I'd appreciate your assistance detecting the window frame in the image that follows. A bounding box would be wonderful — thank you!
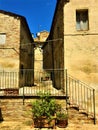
[0,33,6,45]
[76,9,89,31]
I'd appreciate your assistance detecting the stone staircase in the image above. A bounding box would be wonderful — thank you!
[68,107,94,124]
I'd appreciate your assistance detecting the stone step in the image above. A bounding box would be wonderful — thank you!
[68,107,94,124]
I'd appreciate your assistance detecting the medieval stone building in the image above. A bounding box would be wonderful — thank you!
[0,10,34,87]
[43,0,98,90]
[34,31,49,82]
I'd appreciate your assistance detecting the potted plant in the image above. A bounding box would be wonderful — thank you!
[56,110,68,128]
[45,73,50,80]
[31,91,58,128]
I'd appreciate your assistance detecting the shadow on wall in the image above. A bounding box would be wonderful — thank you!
[0,108,3,122]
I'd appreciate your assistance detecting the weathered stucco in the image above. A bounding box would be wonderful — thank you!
[64,0,98,88]
[43,0,98,90]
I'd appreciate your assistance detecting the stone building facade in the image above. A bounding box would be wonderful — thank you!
[43,0,98,90]
[34,31,49,81]
[0,10,34,87]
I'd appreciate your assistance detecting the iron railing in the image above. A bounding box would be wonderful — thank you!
[0,71,19,89]
[0,69,96,124]
[0,70,66,97]
[66,70,96,124]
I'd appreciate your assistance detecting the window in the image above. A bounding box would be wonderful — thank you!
[0,33,6,45]
[76,10,89,31]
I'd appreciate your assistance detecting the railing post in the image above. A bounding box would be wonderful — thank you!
[23,85,25,105]
[65,69,68,110]
[23,69,25,105]
[66,69,68,98]
[93,89,96,124]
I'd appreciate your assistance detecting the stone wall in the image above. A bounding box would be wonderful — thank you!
[43,0,64,71]
[34,31,49,81]
[20,20,34,70]
[43,0,65,89]
[64,0,98,89]
[0,98,66,122]
[43,0,98,90]
[0,13,20,71]
[0,99,32,121]
[0,11,34,87]
[34,31,49,71]
[0,12,34,72]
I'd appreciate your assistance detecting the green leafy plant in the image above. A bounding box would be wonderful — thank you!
[31,91,58,120]
[56,110,68,128]
[56,111,68,120]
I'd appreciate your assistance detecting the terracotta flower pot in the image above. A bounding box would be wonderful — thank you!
[57,119,68,128]
[34,116,56,128]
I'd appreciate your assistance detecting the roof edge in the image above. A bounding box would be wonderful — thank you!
[0,10,34,43]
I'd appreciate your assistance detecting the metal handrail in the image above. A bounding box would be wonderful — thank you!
[0,69,96,124]
[66,70,96,124]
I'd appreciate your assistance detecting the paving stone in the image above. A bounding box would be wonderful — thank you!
[0,99,98,130]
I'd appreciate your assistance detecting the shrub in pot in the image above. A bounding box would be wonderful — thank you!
[31,91,58,128]
[56,110,68,128]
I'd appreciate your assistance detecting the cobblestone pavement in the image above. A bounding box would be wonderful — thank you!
[0,107,98,130]
[0,99,98,130]
[0,120,98,130]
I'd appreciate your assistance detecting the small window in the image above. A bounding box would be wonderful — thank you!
[76,10,89,31]
[0,33,6,45]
